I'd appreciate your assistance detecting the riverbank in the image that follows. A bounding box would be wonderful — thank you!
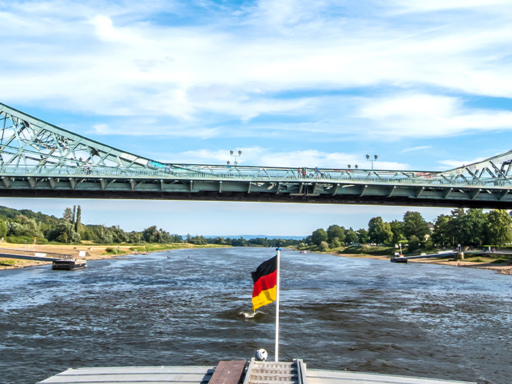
[0,243,230,270]
[323,251,512,275]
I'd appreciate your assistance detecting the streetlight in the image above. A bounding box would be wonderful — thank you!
[228,150,242,166]
[366,154,378,170]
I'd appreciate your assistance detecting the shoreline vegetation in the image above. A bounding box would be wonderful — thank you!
[297,246,512,276]
[1,204,512,276]
[294,208,512,276]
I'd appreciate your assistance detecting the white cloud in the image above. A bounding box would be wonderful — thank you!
[90,122,220,138]
[357,93,512,138]
[1,0,512,140]
[391,0,512,13]
[400,146,432,153]
[164,146,409,169]
[438,157,487,169]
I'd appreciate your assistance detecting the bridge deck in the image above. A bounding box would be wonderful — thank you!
[1,102,512,208]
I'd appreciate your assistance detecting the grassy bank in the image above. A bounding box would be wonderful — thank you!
[338,245,396,256]
[297,244,396,256]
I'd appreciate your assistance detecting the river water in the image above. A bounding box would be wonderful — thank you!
[0,248,511,384]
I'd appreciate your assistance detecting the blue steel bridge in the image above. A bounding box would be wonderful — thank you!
[1,102,512,208]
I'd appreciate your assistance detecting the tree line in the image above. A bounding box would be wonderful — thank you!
[0,205,304,247]
[308,209,512,251]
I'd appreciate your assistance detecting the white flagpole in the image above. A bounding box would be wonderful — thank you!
[275,248,281,362]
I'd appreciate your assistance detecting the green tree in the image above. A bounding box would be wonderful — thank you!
[75,205,82,233]
[311,228,328,245]
[431,214,452,246]
[57,231,69,243]
[143,226,159,243]
[357,228,369,244]
[345,228,358,243]
[486,209,512,247]
[403,211,430,240]
[330,237,342,248]
[368,217,383,243]
[63,207,73,222]
[460,209,487,246]
[53,221,80,243]
[93,225,114,243]
[72,205,76,225]
[129,231,141,243]
[327,225,345,243]
[368,217,393,244]
[319,241,329,251]
[389,220,405,244]
[408,235,420,252]
[190,235,208,245]
[0,220,7,238]
[449,208,466,246]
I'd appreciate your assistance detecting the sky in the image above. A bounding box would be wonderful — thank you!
[1,0,512,236]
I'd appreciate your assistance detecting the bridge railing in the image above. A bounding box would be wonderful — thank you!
[1,165,510,187]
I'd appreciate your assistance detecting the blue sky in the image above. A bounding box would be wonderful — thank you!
[1,0,512,236]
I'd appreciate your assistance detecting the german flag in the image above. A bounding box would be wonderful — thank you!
[251,256,277,311]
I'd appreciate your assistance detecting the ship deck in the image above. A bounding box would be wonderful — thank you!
[38,365,476,384]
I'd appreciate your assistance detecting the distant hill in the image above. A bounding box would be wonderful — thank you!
[0,205,60,225]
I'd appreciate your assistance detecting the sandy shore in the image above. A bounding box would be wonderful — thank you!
[0,243,221,270]
[335,252,512,275]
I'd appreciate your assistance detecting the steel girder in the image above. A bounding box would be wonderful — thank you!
[1,102,512,208]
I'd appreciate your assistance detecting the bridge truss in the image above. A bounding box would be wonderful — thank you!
[1,102,512,208]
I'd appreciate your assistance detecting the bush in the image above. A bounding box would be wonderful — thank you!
[5,236,48,244]
[319,241,329,251]
[330,237,342,248]
[104,247,121,254]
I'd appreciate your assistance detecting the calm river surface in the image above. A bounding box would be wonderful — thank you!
[1,248,511,384]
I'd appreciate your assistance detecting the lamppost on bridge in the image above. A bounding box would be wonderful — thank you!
[366,154,378,170]
[227,150,242,166]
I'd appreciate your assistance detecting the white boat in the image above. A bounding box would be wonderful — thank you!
[38,358,475,384]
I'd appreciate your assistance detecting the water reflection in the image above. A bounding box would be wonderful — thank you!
[0,248,510,384]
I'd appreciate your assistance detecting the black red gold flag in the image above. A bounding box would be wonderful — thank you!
[251,256,277,310]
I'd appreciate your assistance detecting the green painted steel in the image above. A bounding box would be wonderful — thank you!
[1,102,512,208]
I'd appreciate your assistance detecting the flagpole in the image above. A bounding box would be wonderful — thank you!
[275,247,280,362]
